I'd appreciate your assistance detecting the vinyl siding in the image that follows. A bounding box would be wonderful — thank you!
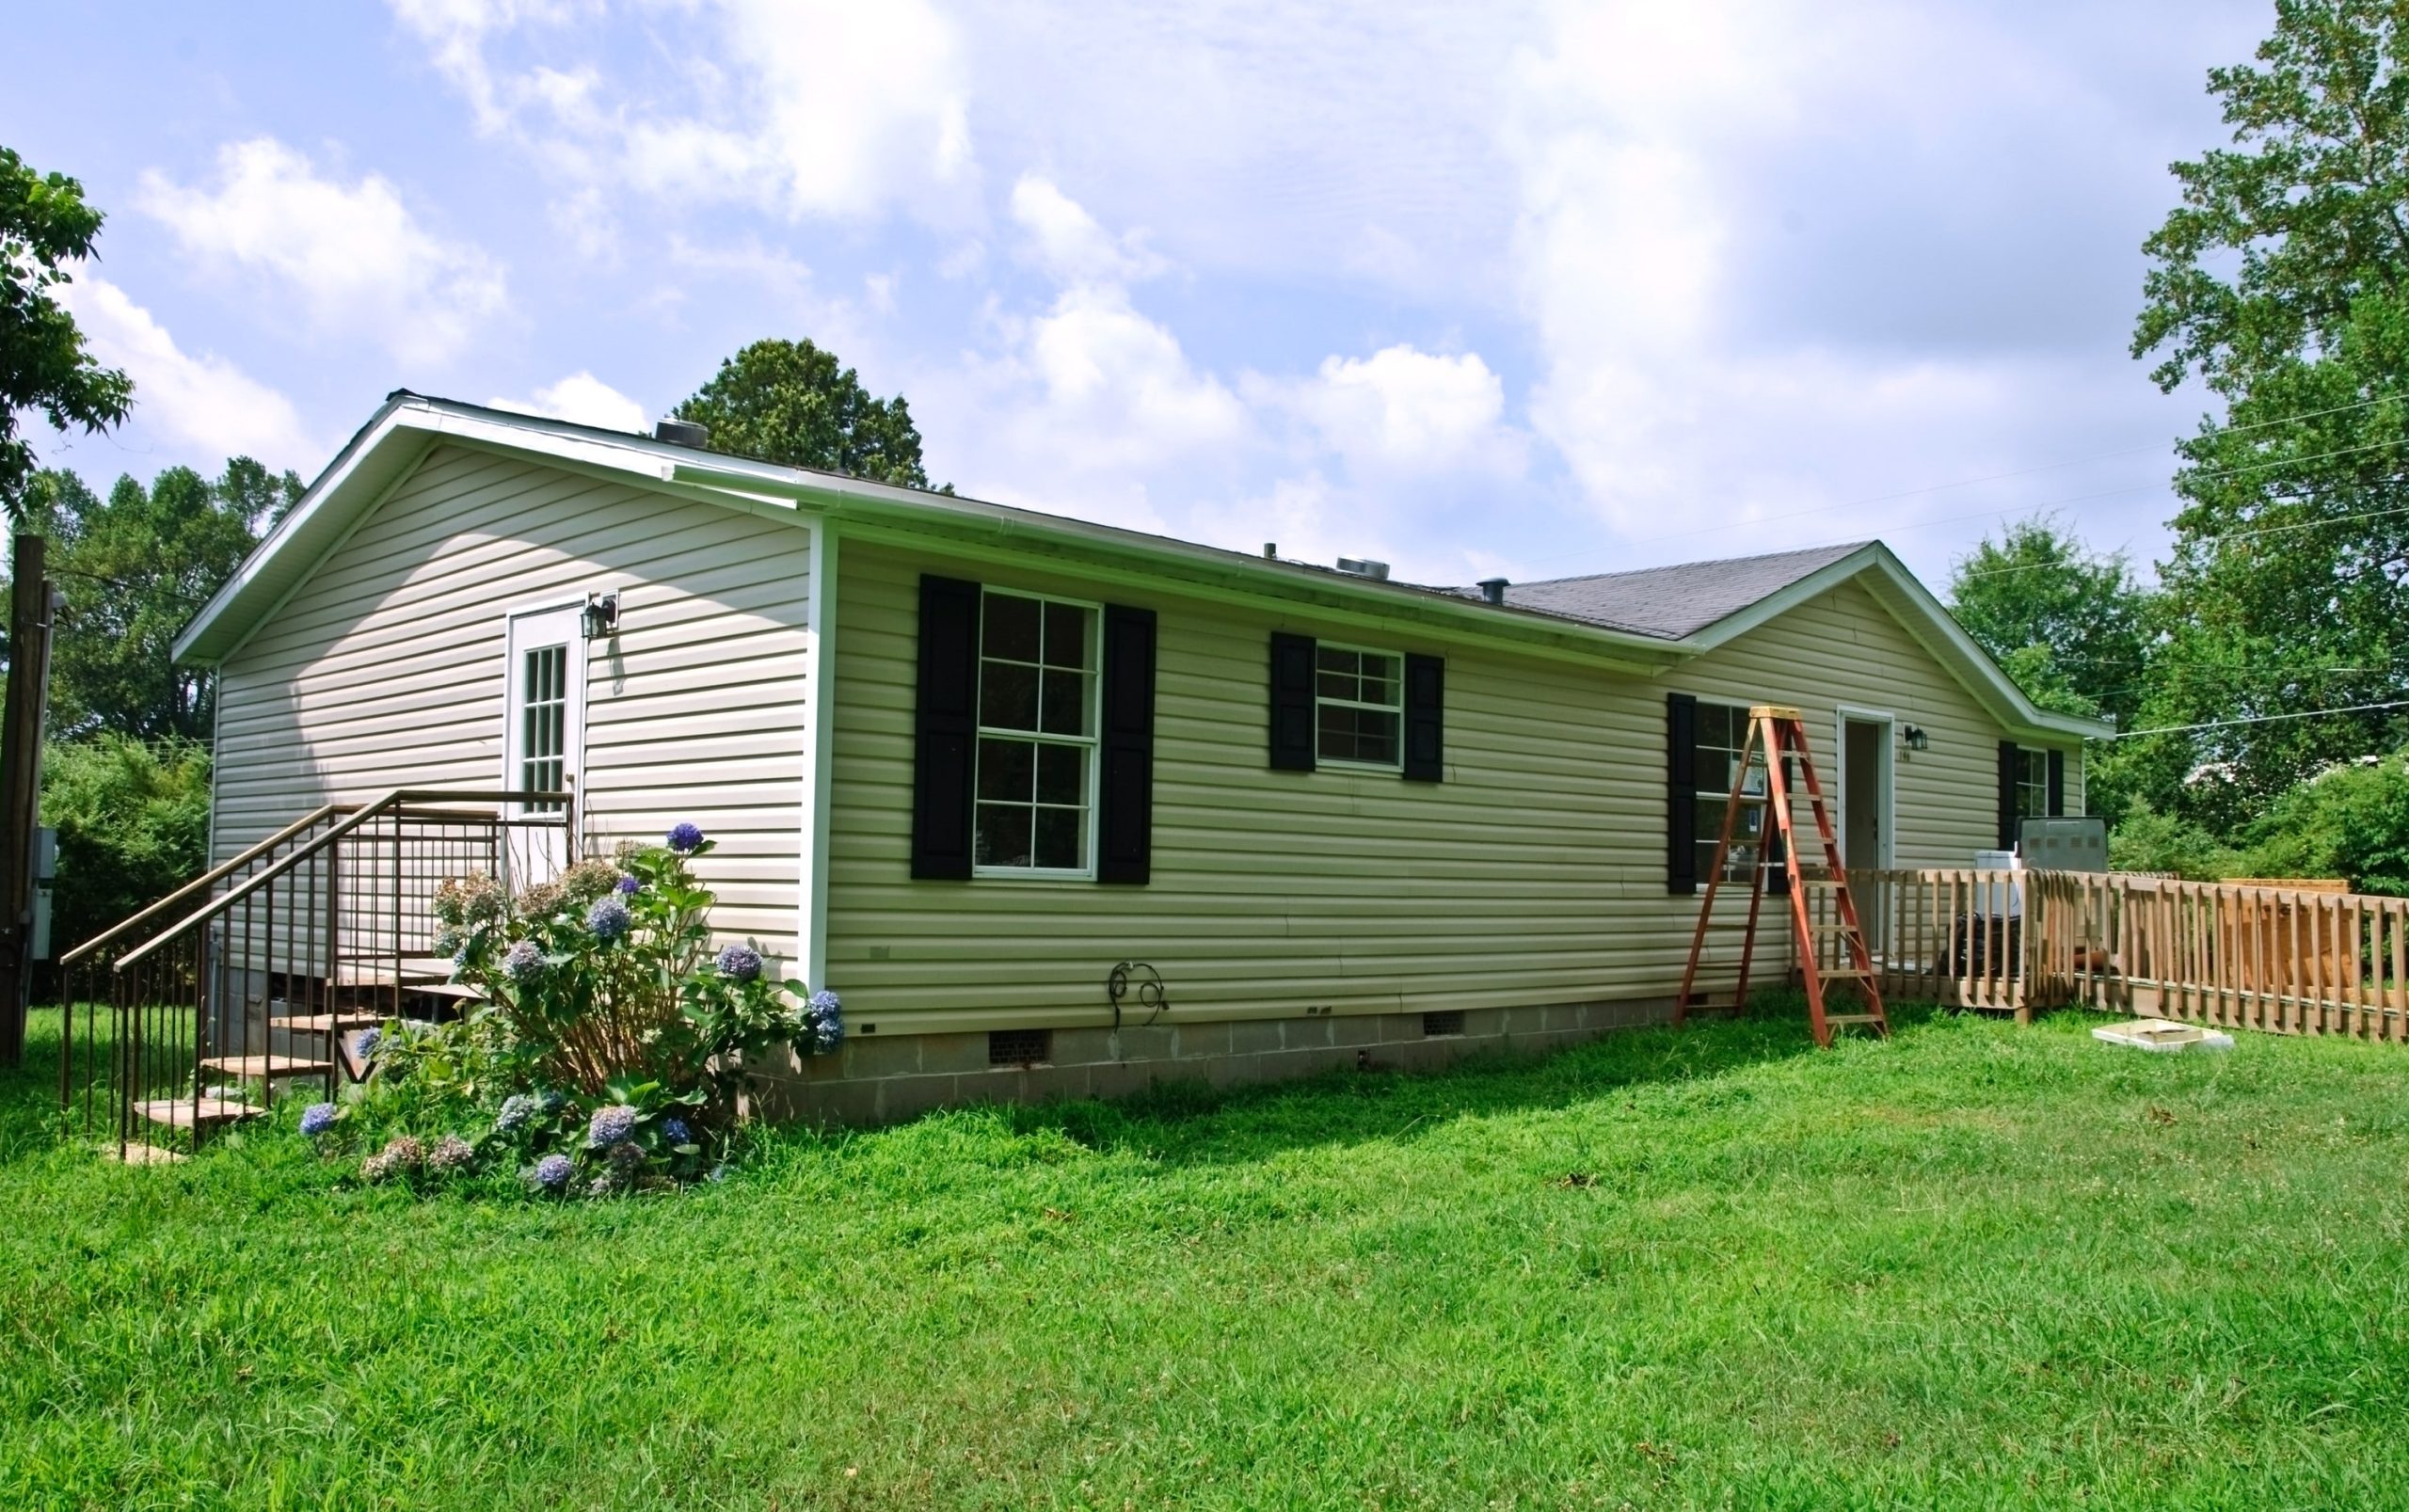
[211,444,813,960]
[823,539,2081,1033]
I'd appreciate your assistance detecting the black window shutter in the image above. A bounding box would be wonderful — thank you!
[1997,740,2019,851]
[1402,654,1444,782]
[1667,692,1698,895]
[1098,604,1157,884]
[1269,632,1316,771]
[911,575,981,880]
[2047,748,2066,817]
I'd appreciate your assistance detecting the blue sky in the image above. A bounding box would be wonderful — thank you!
[8,0,2272,589]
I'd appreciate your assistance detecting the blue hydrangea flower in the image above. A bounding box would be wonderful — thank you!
[667,822,705,852]
[299,1102,338,1137]
[494,1093,539,1135]
[661,1117,692,1146]
[355,1027,382,1061]
[615,874,640,895]
[588,1104,640,1146]
[531,1154,574,1191]
[585,897,630,942]
[806,989,844,1052]
[715,943,763,982]
[503,940,544,980]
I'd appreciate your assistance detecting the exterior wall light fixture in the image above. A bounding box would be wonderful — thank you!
[582,592,620,640]
[1903,724,1930,754]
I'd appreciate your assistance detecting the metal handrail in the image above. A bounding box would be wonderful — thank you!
[58,802,352,966]
[111,788,573,971]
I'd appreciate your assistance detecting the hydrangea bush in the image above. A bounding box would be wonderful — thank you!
[309,824,837,1199]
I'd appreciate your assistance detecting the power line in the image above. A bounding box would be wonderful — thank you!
[2093,699,2409,740]
[1950,485,2409,581]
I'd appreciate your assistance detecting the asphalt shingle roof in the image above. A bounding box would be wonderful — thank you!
[1440,542,1874,640]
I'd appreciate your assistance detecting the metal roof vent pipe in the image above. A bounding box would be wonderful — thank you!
[653,416,710,448]
[1477,577,1509,606]
[1335,557,1391,581]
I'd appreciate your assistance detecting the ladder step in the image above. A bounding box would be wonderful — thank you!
[1817,965,1878,979]
[199,1054,334,1079]
[1822,1013,1887,1027]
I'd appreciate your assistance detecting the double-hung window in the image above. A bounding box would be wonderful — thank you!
[1693,701,1776,883]
[2013,746,2051,822]
[974,589,1099,874]
[1315,645,1403,768]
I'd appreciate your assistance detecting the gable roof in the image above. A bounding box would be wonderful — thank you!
[174,391,2108,741]
[1442,543,1872,640]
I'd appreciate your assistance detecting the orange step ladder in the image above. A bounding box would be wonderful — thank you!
[1674,706,1889,1048]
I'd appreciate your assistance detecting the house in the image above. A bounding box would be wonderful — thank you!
[169,392,2109,1122]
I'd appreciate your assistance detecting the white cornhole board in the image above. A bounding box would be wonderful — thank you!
[2092,1018,2235,1053]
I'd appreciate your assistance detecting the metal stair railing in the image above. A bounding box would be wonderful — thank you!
[70,788,572,1162]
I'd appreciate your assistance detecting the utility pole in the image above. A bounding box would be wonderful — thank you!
[0,533,57,1067]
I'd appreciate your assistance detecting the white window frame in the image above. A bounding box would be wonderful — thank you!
[1694,698,1778,883]
[971,586,1103,881]
[1313,641,1406,772]
[2014,745,2051,821]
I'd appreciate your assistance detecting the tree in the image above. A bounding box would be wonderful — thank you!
[6,457,294,740]
[39,735,211,962]
[1,147,133,519]
[673,338,942,489]
[2131,0,2409,830]
[1946,517,2155,730]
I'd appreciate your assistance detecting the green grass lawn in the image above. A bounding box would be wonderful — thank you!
[5,1001,2408,1510]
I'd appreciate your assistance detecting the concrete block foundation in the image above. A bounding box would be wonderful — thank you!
[758,996,1677,1127]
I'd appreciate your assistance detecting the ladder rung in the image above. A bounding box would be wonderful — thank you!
[1822,1013,1886,1027]
[1816,966,1877,979]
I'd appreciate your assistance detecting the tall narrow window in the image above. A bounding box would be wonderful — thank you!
[974,590,1099,873]
[1315,645,1402,767]
[2015,747,2051,823]
[519,644,568,812]
[1692,702,1770,882]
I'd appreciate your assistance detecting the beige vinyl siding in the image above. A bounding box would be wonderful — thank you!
[212,444,813,960]
[824,540,2080,1033]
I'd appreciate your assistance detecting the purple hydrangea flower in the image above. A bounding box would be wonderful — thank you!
[589,1104,640,1146]
[585,897,631,942]
[715,944,763,982]
[531,1154,574,1191]
[299,1102,338,1137]
[615,874,640,895]
[354,1027,382,1062]
[503,940,544,980]
[806,989,844,1052]
[667,822,705,853]
[661,1117,692,1146]
[494,1093,538,1135]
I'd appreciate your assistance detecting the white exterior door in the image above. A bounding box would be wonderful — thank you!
[504,605,585,883]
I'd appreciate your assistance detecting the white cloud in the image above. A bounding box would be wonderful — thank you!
[1009,175,1165,284]
[137,137,508,366]
[1270,344,1524,478]
[488,371,645,432]
[55,275,316,467]
[390,0,976,226]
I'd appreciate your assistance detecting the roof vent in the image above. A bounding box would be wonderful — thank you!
[1335,557,1390,581]
[653,416,710,448]
[1477,577,1509,606]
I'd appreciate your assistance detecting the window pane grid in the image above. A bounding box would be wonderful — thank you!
[975,590,1098,873]
[1695,701,1776,883]
[1314,645,1403,767]
[519,644,567,814]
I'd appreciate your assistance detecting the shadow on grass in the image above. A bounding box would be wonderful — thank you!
[977,992,1928,1169]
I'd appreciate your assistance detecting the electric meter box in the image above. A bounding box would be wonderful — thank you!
[2018,815,2108,873]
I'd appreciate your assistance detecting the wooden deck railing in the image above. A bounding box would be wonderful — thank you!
[1802,868,2409,1038]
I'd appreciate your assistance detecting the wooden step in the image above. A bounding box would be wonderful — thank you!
[1815,965,1877,979]
[335,956,456,986]
[199,1055,334,1079]
[273,1011,386,1033]
[1822,1013,1887,1027]
[135,1095,263,1128]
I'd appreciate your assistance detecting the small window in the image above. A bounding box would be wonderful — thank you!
[1315,645,1403,767]
[518,645,568,814]
[974,589,1099,875]
[2015,747,2050,821]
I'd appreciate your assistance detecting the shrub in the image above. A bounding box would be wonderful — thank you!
[310,825,838,1197]
[2108,800,2237,881]
[40,735,211,965]
[2233,751,2409,896]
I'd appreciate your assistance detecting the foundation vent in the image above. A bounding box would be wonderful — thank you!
[989,1028,1052,1066]
[1421,1011,1466,1038]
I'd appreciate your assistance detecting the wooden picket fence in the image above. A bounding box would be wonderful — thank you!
[1802,869,2409,1039]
